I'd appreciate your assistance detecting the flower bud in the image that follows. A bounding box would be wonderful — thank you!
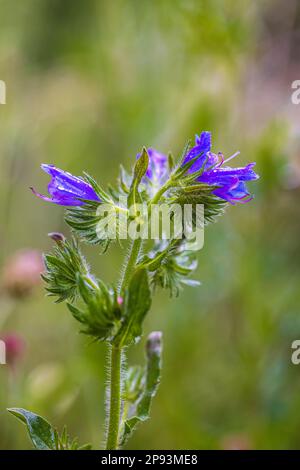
[146,331,163,357]
[48,232,65,244]
[1,250,44,299]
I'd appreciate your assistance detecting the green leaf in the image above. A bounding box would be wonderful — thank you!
[119,165,131,194]
[171,184,227,225]
[124,366,144,403]
[127,148,149,211]
[114,269,151,346]
[8,408,92,450]
[43,237,91,303]
[168,152,175,172]
[150,245,199,297]
[120,332,163,446]
[133,147,149,184]
[8,408,56,450]
[65,200,112,248]
[83,172,112,203]
[138,239,180,272]
[67,274,121,341]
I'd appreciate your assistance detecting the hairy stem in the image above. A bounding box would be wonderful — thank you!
[150,180,172,206]
[119,238,143,293]
[106,345,122,450]
[105,237,142,450]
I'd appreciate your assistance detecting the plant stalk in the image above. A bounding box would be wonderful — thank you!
[119,238,143,293]
[105,237,142,450]
[106,345,122,450]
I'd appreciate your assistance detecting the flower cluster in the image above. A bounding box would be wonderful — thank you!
[32,132,258,208]
[142,131,259,204]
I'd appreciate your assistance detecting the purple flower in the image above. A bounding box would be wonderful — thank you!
[183,131,214,171]
[183,132,259,204]
[31,164,100,206]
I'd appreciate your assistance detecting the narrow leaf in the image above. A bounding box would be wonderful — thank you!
[114,269,151,346]
[128,148,149,211]
[121,332,163,445]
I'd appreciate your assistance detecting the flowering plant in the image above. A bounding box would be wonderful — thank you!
[8,132,258,449]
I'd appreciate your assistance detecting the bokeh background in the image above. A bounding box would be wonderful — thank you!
[0,0,300,450]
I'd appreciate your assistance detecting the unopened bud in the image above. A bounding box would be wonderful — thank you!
[146,331,162,357]
[48,232,65,243]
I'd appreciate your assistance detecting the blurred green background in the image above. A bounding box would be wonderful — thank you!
[0,0,300,450]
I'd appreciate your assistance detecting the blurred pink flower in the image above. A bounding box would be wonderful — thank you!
[220,433,252,450]
[1,250,44,299]
[1,333,26,366]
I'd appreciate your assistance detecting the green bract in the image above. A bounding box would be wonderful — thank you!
[42,237,91,303]
[67,274,121,341]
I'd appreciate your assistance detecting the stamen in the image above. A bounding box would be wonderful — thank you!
[216,152,224,167]
[223,151,240,164]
